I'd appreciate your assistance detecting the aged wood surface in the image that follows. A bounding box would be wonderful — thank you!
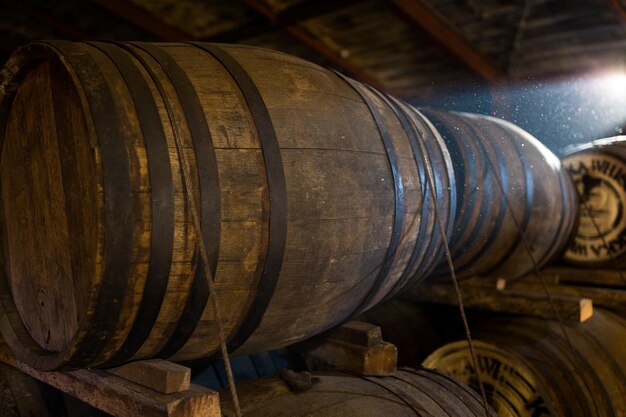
[107,359,191,395]
[0,41,455,370]
[2,359,219,417]
[561,137,626,268]
[422,109,577,280]
[304,321,398,376]
[219,367,497,416]
[405,279,593,322]
[424,309,626,417]
[499,277,626,314]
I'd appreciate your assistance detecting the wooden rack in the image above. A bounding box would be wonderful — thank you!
[405,266,626,323]
[0,339,219,417]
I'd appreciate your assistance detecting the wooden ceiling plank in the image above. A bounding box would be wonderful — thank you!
[91,0,191,41]
[385,0,506,81]
[242,0,391,93]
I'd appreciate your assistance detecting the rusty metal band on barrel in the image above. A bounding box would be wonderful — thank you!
[188,42,288,353]
[364,89,431,298]
[125,42,221,359]
[48,41,134,366]
[332,71,404,316]
[87,42,175,366]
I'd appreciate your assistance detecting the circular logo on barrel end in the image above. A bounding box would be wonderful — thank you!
[563,152,626,263]
[423,341,554,417]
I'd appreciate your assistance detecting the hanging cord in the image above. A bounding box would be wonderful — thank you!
[406,109,491,417]
[170,97,242,417]
[579,199,626,285]
[512,0,532,56]
[478,126,602,414]
[122,43,242,417]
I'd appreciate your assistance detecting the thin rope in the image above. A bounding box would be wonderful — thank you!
[579,199,626,285]
[479,128,601,415]
[407,109,491,417]
[125,43,242,417]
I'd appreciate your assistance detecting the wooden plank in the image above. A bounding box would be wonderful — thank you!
[499,278,626,314]
[242,0,391,93]
[107,359,190,394]
[406,282,593,322]
[385,0,505,81]
[5,360,219,417]
[524,266,626,288]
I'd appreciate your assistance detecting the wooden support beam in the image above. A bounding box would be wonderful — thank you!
[499,276,626,313]
[92,0,191,41]
[385,0,506,81]
[405,280,593,323]
[2,0,92,40]
[242,0,391,93]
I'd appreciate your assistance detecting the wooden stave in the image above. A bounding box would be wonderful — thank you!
[423,309,626,417]
[421,109,577,279]
[218,368,497,417]
[0,41,456,370]
[562,136,626,267]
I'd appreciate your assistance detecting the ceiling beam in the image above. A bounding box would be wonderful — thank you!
[92,0,190,41]
[385,0,506,81]
[608,0,626,21]
[242,0,390,93]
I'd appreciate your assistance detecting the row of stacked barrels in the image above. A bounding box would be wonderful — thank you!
[0,40,621,415]
[419,136,626,417]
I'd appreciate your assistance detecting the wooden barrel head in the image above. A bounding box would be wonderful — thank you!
[423,340,555,417]
[0,53,99,352]
[424,310,626,417]
[562,136,626,265]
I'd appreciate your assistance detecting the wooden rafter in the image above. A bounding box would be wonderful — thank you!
[385,0,506,81]
[241,0,390,93]
[92,0,190,41]
[608,0,626,21]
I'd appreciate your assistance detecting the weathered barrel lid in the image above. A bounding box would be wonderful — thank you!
[423,340,557,417]
[562,135,626,264]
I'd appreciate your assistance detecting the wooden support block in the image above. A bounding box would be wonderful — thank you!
[406,282,593,322]
[306,321,397,376]
[108,359,190,394]
[3,360,219,417]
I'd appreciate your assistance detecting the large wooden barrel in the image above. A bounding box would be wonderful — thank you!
[0,41,455,370]
[421,110,577,279]
[423,309,626,417]
[562,136,626,266]
[219,367,497,416]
